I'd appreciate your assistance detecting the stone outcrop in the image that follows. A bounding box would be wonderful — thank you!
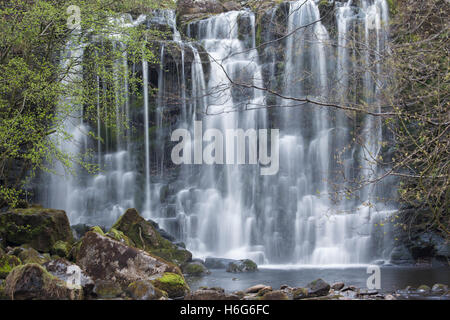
[111,208,192,267]
[0,207,73,252]
[75,231,181,287]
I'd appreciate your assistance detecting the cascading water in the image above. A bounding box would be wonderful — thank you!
[41,0,396,265]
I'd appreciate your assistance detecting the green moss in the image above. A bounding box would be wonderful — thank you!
[51,240,71,258]
[112,208,192,266]
[184,263,203,275]
[152,272,190,298]
[106,228,134,247]
[17,247,49,265]
[90,226,105,236]
[0,255,21,279]
[242,259,258,271]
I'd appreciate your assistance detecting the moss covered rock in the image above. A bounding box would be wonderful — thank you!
[0,208,73,252]
[182,261,210,276]
[106,228,134,247]
[75,231,181,287]
[4,263,83,300]
[127,280,167,300]
[0,255,21,279]
[306,278,330,297]
[152,272,190,298]
[51,241,71,258]
[111,208,192,266]
[293,287,309,300]
[90,226,105,236]
[226,259,258,273]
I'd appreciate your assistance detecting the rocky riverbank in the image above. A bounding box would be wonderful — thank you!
[0,206,448,300]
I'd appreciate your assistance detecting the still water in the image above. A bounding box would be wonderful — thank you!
[187,265,450,294]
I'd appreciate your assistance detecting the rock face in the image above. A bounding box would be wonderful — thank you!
[75,231,181,287]
[0,207,73,252]
[4,263,83,300]
[111,208,192,266]
[390,245,414,265]
[226,259,258,273]
[306,279,330,297]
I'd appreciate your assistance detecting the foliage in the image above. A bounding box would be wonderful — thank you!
[0,0,172,207]
[383,0,449,236]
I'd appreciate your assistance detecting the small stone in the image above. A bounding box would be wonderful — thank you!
[331,282,345,291]
[431,283,448,293]
[244,284,266,294]
[416,284,431,294]
[385,294,396,300]
[293,287,309,300]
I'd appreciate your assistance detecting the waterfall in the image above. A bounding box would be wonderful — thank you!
[41,1,396,265]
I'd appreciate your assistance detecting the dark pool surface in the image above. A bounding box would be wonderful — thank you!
[186,265,450,294]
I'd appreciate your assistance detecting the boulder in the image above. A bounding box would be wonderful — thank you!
[306,278,330,297]
[43,259,94,296]
[4,263,83,300]
[152,272,190,299]
[0,254,21,279]
[185,287,240,300]
[261,290,289,300]
[182,261,210,276]
[0,208,73,252]
[226,259,258,273]
[127,280,167,300]
[75,231,181,287]
[111,208,192,266]
[244,284,267,294]
[416,284,431,294]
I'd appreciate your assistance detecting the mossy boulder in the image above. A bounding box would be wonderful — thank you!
[0,255,21,279]
[182,261,210,276]
[306,278,330,297]
[111,208,192,266]
[0,208,73,252]
[152,272,190,298]
[226,259,258,273]
[51,241,71,258]
[4,263,83,300]
[75,231,181,287]
[127,280,167,300]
